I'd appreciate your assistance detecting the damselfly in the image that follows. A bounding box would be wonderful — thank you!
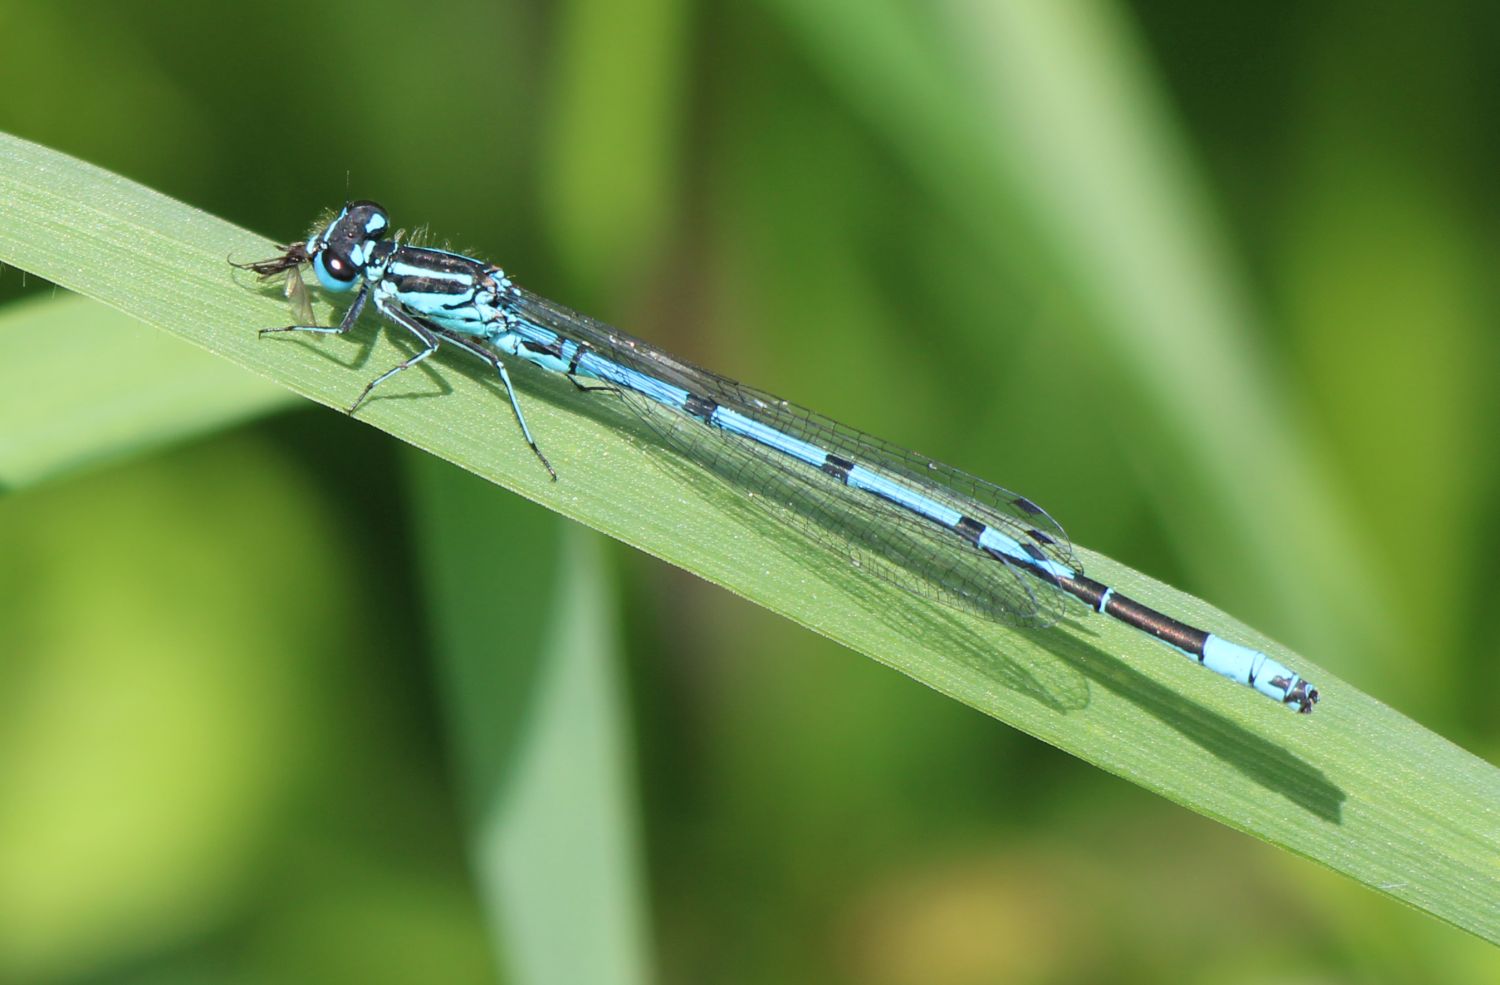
[233,202,1319,713]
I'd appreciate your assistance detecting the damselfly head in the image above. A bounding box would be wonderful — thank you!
[230,201,393,293]
[299,199,391,293]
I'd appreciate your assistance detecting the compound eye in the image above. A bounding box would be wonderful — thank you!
[313,249,359,292]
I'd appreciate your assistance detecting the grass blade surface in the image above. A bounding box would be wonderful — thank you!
[1,131,1495,943]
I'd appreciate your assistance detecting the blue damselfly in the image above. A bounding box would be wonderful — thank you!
[234,202,1319,713]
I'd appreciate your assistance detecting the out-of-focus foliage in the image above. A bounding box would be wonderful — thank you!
[0,1,1496,983]
[0,295,294,487]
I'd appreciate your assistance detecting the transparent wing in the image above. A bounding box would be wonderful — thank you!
[284,267,316,326]
[512,288,1075,626]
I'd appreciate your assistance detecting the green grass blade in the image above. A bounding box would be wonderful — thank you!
[406,455,653,985]
[0,294,292,491]
[1,132,1495,943]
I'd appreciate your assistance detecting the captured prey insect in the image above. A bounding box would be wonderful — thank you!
[233,201,1319,713]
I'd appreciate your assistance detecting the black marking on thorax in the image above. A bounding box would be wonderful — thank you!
[389,248,485,298]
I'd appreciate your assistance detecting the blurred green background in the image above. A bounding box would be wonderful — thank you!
[2,1,1498,982]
